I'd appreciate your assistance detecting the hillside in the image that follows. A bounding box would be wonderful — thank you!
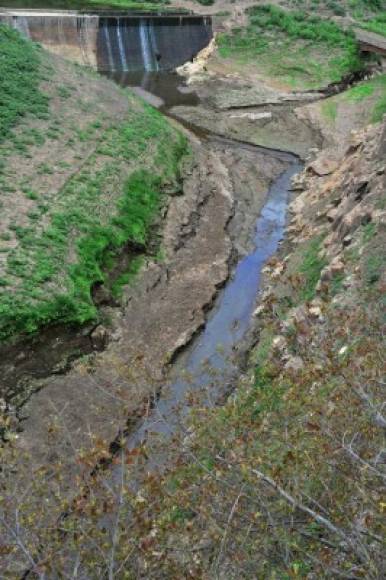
[0,3,385,577]
[116,120,385,579]
[0,25,187,345]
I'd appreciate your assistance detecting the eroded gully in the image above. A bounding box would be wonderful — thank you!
[107,73,303,470]
[4,72,304,483]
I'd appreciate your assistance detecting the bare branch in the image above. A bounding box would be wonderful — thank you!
[251,467,370,565]
[213,485,244,575]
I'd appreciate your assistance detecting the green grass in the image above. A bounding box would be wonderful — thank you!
[342,75,386,122]
[217,5,363,89]
[358,13,386,37]
[371,78,386,122]
[0,28,188,341]
[111,255,145,299]
[321,100,338,122]
[0,25,48,143]
[299,234,327,300]
[0,104,187,341]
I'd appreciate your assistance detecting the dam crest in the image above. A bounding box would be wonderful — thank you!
[0,9,213,71]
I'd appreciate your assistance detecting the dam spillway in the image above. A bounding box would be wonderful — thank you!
[0,9,213,71]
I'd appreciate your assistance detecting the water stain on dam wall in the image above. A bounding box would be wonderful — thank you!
[0,10,212,71]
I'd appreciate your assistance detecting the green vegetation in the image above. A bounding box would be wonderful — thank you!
[0,106,187,341]
[371,77,386,122]
[0,29,188,342]
[288,0,384,18]
[299,234,327,300]
[111,255,144,299]
[218,5,363,89]
[0,25,48,142]
[358,13,386,37]
[320,74,386,126]
[343,74,386,122]
[321,99,338,122]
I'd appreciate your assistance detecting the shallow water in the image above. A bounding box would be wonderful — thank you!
[99,71,303,456]
[127,153,302,455]
[103,70,200,108]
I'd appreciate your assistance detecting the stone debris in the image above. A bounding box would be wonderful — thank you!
[229,112,272,121]
[90,325,109,350]
[284,355,304,372]
[309,157,339,176]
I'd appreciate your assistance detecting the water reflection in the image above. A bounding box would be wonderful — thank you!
[102,71,200,108]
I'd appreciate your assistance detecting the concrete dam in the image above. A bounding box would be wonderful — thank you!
[0,9,213,71]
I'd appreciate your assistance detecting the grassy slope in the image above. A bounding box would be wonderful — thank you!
[0,25,187,342]
[0,26,48,142]
[285,0,384,17]
[320,73,386,127]
[217,5,364,89]
[357,13,386,38]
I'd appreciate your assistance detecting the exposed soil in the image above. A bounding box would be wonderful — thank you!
[8,127,290,488]
[5,19,376,487]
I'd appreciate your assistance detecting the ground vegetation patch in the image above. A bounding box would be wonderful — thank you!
[0,30,187,343]
[217,4,365,89]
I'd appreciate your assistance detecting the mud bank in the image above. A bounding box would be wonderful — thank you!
[170,89,323,158]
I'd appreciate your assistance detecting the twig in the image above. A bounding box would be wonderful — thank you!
[213,486,244,575]
[251,468,370,565]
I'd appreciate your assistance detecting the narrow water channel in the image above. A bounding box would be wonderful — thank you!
[127,158,301,460]
[110,70,302,461]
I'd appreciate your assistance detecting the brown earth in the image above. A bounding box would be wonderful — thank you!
[10,132,288,487]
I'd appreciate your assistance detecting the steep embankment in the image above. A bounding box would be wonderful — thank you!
[0,24,187,347]
[95,121,385,580]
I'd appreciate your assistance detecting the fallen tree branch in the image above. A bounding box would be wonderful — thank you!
[251,468,371,565]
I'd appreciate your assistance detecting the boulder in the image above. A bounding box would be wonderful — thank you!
[309,157,339,177]
[284,356,304,372]
[90,325,109,350]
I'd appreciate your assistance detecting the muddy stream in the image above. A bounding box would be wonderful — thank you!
[103,72,302,469]
[2,71,303,482]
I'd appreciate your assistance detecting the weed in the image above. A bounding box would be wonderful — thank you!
[299,234,327,300]
[0,97,188,341]
[322,100,338,122]
[24,190,39,200]
[358,13,386,37]
[56,85,73,99]
[362,221,377,243]
[364,254,383,285]
[111,256,145,299]
[37,163,54,175]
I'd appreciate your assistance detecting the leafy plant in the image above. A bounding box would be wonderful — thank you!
[299,234,327,300]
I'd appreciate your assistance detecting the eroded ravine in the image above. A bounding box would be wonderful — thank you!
[14,128,295,474]
[3,67,315,499]
[125,152,302,470]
